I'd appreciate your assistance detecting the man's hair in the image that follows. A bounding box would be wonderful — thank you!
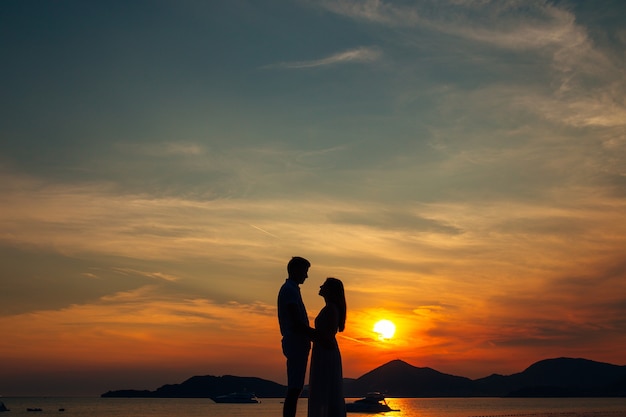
[287,256,310,277]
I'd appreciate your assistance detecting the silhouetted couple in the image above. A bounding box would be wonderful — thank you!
[277,256,347,417]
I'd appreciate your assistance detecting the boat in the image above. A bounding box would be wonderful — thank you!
[346,392,399,413]
[211,392,260,403]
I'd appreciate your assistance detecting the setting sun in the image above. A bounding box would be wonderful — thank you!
[373,319,396,340]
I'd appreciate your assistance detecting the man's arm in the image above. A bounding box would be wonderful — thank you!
[287,303,313,337]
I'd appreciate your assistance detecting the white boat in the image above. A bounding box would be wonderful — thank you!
[211,392,260,403]
[346,392,399,413]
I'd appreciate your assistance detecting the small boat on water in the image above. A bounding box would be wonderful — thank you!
[346,392,399,413]
[211,392,260,403]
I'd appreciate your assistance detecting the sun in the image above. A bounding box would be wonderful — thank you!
[373,319,396,340]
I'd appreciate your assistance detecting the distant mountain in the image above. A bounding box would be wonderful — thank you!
[474,357,626,397]
[102,375,286,398]
[101,357,626,398]
[343,359,474,397]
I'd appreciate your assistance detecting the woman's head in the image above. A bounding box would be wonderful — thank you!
[320,277,347,332]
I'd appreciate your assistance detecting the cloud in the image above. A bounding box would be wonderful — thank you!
[315,1,617,82]
[316,0,579,49]
[111,268,180,282]
[264,46,382,69]
[314,0,421,27]
[116,142,206,157]
[0,285,283,381]
[328,209,462,234]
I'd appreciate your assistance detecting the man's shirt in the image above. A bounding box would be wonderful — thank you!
[278,278,309,338]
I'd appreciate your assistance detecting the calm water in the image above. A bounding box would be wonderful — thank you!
[1,397,625,417]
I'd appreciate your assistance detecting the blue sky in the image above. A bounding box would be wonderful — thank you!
[1,0,626,396]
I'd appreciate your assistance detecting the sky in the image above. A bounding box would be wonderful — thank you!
[1,0,626,397]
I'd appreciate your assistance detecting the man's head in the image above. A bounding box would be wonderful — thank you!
[287,256,310,284]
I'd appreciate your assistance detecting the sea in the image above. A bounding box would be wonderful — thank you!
[0,397,625,417]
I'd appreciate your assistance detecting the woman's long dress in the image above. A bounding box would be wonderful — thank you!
[307,304,346,417]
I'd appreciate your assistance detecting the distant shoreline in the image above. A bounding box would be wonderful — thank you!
[101,357,626,399]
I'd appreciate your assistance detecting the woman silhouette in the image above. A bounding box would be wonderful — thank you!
[307,277,347,417]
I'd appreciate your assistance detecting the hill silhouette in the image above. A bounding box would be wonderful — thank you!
[342,359,474,397]
[101,357,626,398]
[102,375,286,398]
[474,357,626,397]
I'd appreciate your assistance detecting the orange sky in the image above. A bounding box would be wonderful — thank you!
[2,0,626,396]
[2,188,626,395]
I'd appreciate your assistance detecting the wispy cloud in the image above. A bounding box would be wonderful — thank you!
[315,1,599,72]
[315,0,421,26]
[112,267,180,282]
[0,286,284,382]
[312,0,626,131]
[116,141,206,157]
[264,46,382,69]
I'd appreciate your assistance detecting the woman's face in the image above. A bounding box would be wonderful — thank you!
[319,280,330,297]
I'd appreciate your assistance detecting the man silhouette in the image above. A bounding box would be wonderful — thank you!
[277,256,311,417]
